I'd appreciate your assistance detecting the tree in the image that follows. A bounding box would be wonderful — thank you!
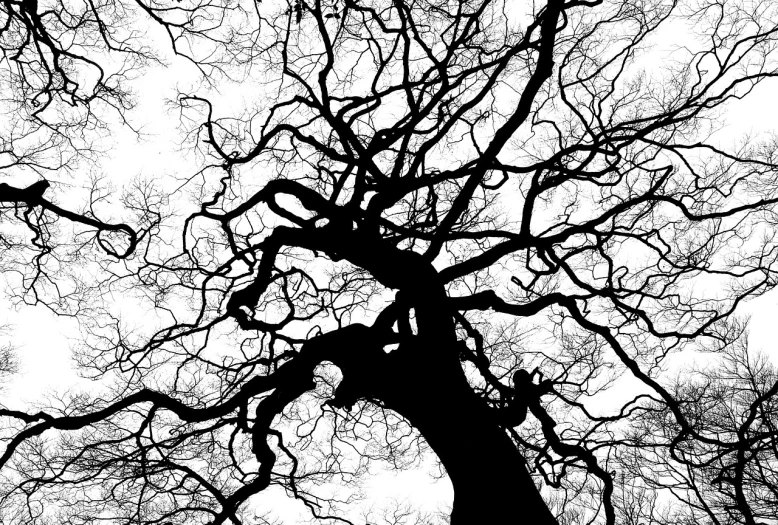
[2,0,778,523]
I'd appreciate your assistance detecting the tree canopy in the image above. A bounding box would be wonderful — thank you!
[2,0,778,523]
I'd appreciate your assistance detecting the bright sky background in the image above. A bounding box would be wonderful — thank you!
[3,9,778,523]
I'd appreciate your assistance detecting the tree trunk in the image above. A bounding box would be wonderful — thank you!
[331,254,558,523]
[380,357,558,525]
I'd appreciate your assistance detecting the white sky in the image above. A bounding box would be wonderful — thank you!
[3,6,778,524]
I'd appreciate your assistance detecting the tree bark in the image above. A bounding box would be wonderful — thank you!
[379,356,558,525]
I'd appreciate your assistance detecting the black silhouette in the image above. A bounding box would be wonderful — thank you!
[502,368,555,429]
[0,180,49,203]
[1,0,778,524]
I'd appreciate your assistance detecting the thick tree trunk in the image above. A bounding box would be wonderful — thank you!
[380,358,558,525]
[319,249,558,523]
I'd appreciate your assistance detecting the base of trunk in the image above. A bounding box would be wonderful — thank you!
[382,359,558,525]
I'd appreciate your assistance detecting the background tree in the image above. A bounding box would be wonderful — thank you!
[2,0,778,523]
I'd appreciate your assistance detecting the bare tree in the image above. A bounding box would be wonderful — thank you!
[3,0,778,523]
